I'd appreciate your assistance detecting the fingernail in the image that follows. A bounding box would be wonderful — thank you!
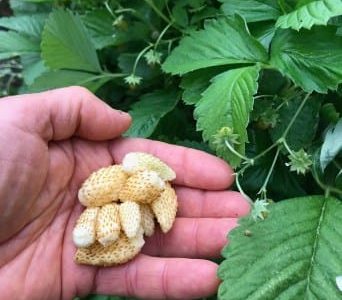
[118,110,130,117]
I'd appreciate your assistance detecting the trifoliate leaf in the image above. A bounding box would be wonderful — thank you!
[219,0,282,22]
[195,65,260,167]
[286,149,313,175]
[41,9,101,72]
[0,14,47,40]
[125,90,179,138]
[320,119,342,171]
[270,27,342,93]
[276,0,342,30]
[218,196,342,300]
[0,31,40,60]
[162,16,268,75]
[82,9,115,49]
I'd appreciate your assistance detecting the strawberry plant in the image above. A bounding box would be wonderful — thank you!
[1,0,341,299]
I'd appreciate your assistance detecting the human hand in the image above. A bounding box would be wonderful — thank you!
[0,87,250,300]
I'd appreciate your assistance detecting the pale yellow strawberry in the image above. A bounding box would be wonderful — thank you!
[96,203,120,246]
[75,231,145,266]
[119,170,165,204]
[151,183,177,233]
[122,152,176,181]
[140,204,155,237]
[78,165,128,207]
[119,201,141,238]
[72,207,99,248]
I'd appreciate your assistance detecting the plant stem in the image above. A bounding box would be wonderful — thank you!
[132,44,154,75]
[282,139,295,156]
[258,147,281,196]
[254,95,274,100]
[281,93,311,138]
[104,1,116,18]
[154,22,173,50]
[144,0,182,31]
[252,143,279,162]
[78,73,126,85]
[225,140,252,163]
[115,8,136,14]
[144,0,171,24]
[235,172,254,206]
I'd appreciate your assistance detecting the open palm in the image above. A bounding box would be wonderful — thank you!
[0,87,249,300]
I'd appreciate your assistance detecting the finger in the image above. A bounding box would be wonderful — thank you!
[142,218,236,258]
[110,138,234,189]
[1,86,131,141]
[176,187,250,218]
[93,254,219,300]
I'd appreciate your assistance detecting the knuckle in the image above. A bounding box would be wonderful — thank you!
[67,86,93,99]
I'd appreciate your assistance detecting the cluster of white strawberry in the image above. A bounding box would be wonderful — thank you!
[72,152,177,266]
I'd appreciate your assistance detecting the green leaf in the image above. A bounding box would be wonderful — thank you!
[151,105,202,143]
[0,31,40,59]
[219,0,282,22]
[270,27,342,93]
[22,0,53,2]
[21,53,47,85]
[195,65,260,167]
[30,70,111,92]
[0,14,47,39]
[218,196,342,300]
[320,119,342,171]
[10,0,51,15]
[270,95,321,151]
[249,21,276,50]
[180,67,227,105]
[113,21,150,46]
[162,16,268,75]
[276,0,342,30]
[172,3,189,27]
[125,90,179,138]
[41,9,101,73]
[82,9,115,49]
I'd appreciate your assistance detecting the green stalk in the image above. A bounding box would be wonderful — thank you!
[281,93,311,138]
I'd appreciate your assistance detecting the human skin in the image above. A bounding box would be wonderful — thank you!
[0,87,250,300]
